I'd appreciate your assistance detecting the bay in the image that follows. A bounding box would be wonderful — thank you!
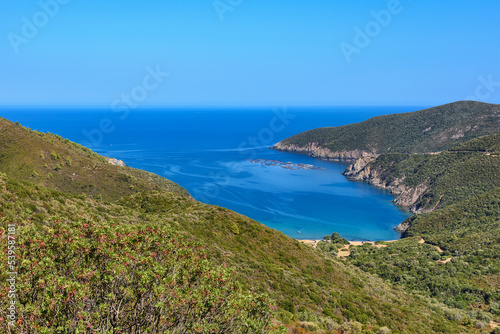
[1,106,422,240]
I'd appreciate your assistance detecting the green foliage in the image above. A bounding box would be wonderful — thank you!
[404,188,500,254]
[491,303,500,315]
[0,172,466,333]
[50,151,60,160]
[0,219,278,333]
[331,232,349,245]
[450,133,500,154]
[347,237,500,310]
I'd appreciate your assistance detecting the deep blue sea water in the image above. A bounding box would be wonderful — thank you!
[0,106,424,240]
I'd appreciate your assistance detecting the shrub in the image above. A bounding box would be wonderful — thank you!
[331,232,349,245]
[0,221,280,333]
[474,320,486,329]
[491,302,500,315]
[377,326,391,334]
[281,300,295,314]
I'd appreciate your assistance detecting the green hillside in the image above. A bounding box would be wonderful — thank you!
[341,188,500,325]
[272,102,500,332]
[450,133,500,155]
[345,141,500,212]
[0,117,469,333]
[0,118,189,201]
[293,123,500,331]
[274,101,500,156]
[403,187,500,254]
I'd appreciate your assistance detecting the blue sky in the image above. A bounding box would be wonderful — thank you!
[0,0,499,106]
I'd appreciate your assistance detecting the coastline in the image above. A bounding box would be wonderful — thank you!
[298,239,398,246]
[299,239,398,258]
[272,143,416,232]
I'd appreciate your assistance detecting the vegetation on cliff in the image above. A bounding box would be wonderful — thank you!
[274,101,500,157]
[344,135,500,212]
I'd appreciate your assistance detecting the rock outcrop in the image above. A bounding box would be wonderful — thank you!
[272,142,376,161]
[274,142,432,213]
[107,157,127,167]
[343,159,430,214]
[394,221,410,233]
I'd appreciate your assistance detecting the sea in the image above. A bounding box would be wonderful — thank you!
[0,106,423,241]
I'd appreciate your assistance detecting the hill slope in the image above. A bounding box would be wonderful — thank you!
[343,134,500,213]
[271,102,500,330]
[340,188,500,321]
[273,101,500,160]
[0,117,468,333]
[0,118,189,201]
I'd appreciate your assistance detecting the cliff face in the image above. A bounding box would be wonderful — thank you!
[343,157,430,215]
[273,142,431,214]
[272,142,376,161]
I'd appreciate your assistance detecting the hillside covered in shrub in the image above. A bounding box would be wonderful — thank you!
[273,101,500,158]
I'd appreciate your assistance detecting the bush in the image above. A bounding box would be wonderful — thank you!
[0,221,279,333]
[377,326,391,334]
[331,232,349,245]
[491,302,500,315]
[281,300,295,314]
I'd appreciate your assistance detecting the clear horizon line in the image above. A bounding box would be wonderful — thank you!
[0,103,448,109]
[0,99,492,109]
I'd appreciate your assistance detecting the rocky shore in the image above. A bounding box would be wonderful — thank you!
[271,142,426,232]
[272,141,376,161]
[341,156,431,215]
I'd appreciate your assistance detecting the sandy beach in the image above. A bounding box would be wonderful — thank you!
[298,239,397,257]
[300,238,454,263]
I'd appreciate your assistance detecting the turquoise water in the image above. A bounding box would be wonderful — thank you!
[1,107,419,240]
